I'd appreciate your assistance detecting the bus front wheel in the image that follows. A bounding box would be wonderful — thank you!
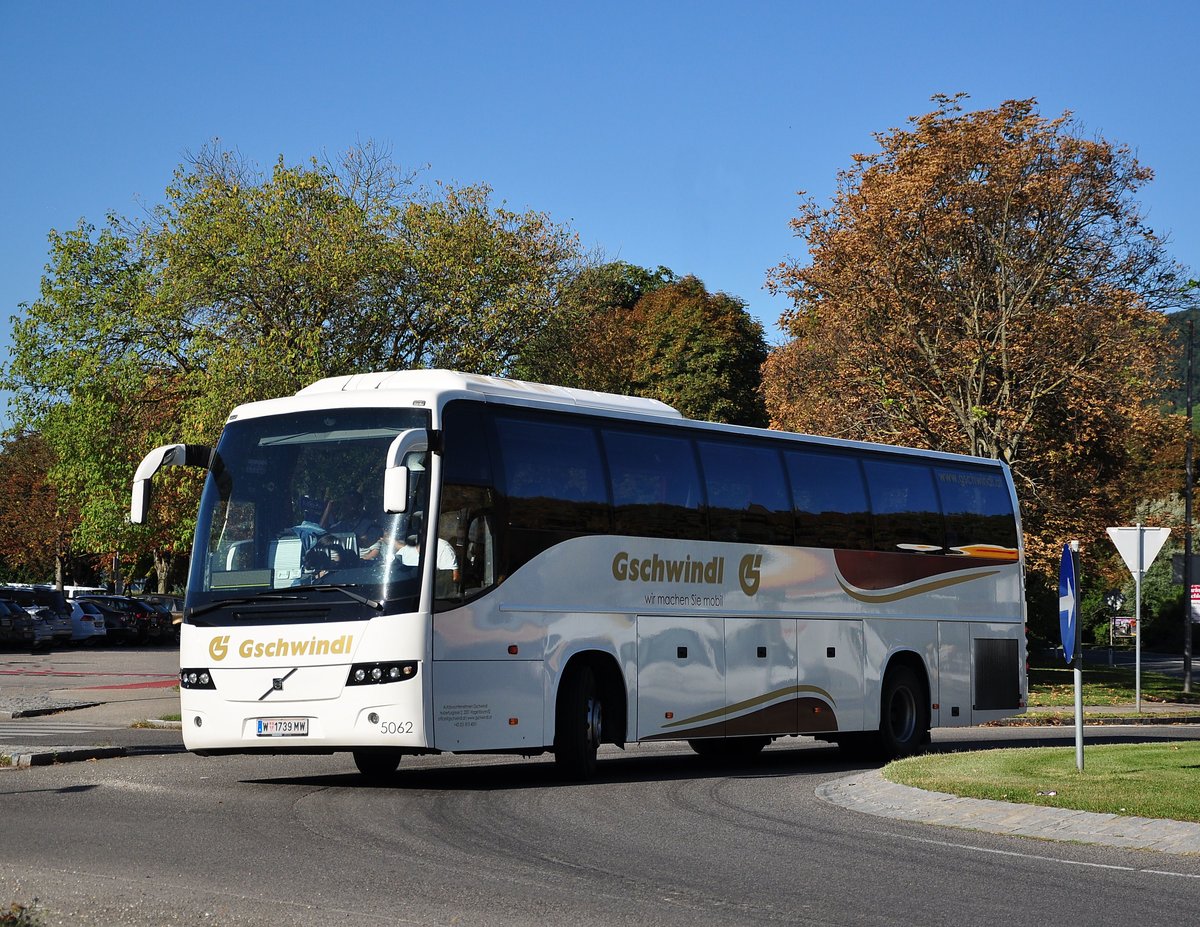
[555,665,602,780]
[353,750,402,781]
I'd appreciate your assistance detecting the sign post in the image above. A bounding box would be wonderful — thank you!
[1059,542,1083,771]
[1107,525,1172,712]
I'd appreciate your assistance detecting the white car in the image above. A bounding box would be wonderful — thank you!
[69,599,108,643]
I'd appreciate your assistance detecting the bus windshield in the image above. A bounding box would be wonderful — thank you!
[187,407,432,623]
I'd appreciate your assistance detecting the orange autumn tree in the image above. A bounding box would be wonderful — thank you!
[764,95,1194,573]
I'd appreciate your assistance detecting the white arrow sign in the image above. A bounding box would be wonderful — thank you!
[1107,526,1171,576]
[1059,578,1076,627]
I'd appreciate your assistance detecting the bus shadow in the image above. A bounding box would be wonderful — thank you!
[242,742,860,791]
[241,726,1200,792]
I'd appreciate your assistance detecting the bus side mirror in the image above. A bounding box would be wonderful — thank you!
[383,429,429,514]
[383,466,410,515]
[130,443,215,524]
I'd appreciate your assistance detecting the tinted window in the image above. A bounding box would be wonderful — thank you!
[697,440,792,545]
[441,400,493,486]
[785,450,872,550]
[603,429,706,540]
[862,459,944,553]
[493,415,609,533]
[935,466,1018,554]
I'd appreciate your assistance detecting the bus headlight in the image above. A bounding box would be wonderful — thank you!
[180,668,216,690]
[346,661,417,686]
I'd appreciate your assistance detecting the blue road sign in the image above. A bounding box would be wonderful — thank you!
[1059,543,1078,665]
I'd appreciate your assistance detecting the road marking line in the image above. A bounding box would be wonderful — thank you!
[894,832,1200,879]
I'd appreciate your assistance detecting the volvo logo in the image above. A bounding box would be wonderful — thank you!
[259,667,299,701]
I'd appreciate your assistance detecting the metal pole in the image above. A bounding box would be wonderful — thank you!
[1136,523,1143,714]
[1185,319,1194,694]
[1072,540,1084,772]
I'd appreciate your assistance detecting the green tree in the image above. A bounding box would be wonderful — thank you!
[518,265,768,425]
[630,276,769,426]
[3,144,583,579]
[515,260,676,391]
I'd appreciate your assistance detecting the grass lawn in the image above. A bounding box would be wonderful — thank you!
[886,741,1200,822]
[1028,663,1200,708]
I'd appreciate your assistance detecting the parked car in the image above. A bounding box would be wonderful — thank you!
[0,598,51,647]
[137,599,181,644]
[4,604,54,648]
[24,605,71,645]
[1,584,71,621]
[68,599,108,643]
[78,595,168,644]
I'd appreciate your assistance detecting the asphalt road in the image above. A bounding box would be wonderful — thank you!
[4,647,1200,926]
[3,730,1200,925]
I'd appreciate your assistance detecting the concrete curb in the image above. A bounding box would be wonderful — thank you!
[0,702,102,720]
[0,745,127,768]
[817,769,1200,855]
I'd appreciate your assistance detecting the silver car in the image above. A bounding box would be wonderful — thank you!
[25,606,72,645]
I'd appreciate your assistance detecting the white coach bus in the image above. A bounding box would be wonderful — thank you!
[131,370,1026,779]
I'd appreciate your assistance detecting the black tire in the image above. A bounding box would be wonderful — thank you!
[877,664,929,759]
[837,664,929,761]
[554,665,603,780]
[353,750,402,781]
[688,737,770,760]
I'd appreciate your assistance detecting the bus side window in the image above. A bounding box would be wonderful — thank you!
[436,484,496,609]
[862,459,945,554]
[438,400,499,609]
[785,450,872,550]
[602,429,706,540]
[696,440,791,545]
[935,466,1018,555]
[493,415,610,535]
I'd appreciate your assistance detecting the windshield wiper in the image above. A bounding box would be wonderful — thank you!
[287,583,383,611]
[188,593,303,622]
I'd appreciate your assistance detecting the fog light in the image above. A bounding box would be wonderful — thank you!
[368,712,380,724]
[194,716,202,728]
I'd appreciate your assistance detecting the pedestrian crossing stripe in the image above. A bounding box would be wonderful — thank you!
[0,720,126,739]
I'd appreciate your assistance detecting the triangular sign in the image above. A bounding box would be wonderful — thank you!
[1106,526,1172,577]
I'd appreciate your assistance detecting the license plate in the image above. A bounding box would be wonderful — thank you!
[256,718,308,737]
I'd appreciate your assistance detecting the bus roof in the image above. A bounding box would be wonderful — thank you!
[293,369,686,420]
[227,369,1006,473]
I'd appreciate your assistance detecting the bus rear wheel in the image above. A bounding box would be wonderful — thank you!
[554,666,602,780]
[879,664,928,758]
[353,750,402,781]
[836,664,929,761]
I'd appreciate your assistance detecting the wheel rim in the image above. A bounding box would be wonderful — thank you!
[889,685,917,743]
[585,696,603,751]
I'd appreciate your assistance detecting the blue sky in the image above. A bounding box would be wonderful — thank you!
[3,1,1197,431]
